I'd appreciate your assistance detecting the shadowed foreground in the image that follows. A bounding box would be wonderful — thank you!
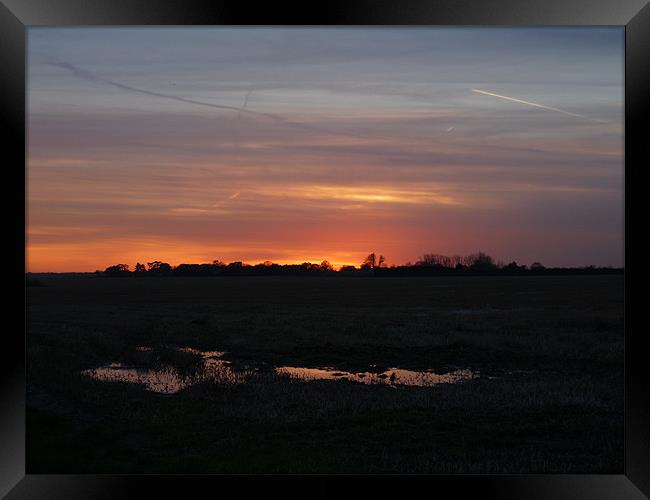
[26,275,623,473]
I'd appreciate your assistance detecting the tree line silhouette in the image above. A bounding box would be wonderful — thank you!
[100,251,622,277]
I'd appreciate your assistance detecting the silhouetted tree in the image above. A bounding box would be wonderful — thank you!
[361,253,386,270]
[320,260,334,272]
[418,253,448,267]
[174,263,211,276]
[362,253,376,270]
[466,252,497,271]
[104,264,131,276]
[94,252,620,278]
[449,255,463,268]
[300,262,321,273]
[417,253,463,268]
[147,261,172,274]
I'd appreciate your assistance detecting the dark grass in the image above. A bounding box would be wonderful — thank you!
[26,275,623,473]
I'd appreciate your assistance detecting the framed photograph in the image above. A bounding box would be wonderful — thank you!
[3,0,649,497]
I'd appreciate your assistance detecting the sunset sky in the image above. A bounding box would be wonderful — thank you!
[27,27,624,272]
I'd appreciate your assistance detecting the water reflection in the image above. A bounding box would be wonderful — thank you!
[82,346,478,393]
[276,366,476,387]
[82,363,190,394]
[81,348,248,394]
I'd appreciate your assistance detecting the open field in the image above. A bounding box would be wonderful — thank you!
[26,275,624,473]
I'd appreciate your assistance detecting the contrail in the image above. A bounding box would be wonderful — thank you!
[212,191,241,208]
[49,61,369,139]
[50,61,284,120]
[471,88,606,123]
[238,90,253,120]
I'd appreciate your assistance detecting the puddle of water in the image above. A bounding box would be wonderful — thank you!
[179,348,225,358]
[82,346,478,393]
[275,366,477,387]
[81,348,248,394]
[82,363,191,394]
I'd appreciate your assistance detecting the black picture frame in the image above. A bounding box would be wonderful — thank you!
[3,0,648,497]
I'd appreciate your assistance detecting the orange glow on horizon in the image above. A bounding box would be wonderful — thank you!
[26,238,382,273]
